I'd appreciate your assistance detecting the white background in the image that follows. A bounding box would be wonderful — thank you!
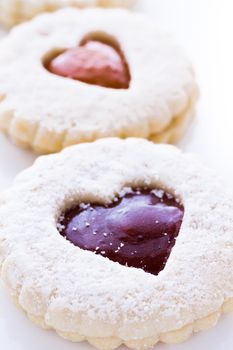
[0,0,233,349]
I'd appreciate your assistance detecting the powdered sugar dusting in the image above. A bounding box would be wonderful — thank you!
[0,138,232,346]
[0,8,197,153]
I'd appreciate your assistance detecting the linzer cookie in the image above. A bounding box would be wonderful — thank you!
[0,138,233,350]
[0,0,136,27]
[0,8,198,153]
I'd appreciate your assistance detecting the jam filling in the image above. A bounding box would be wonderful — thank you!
[58,189,184,275]
[47,40,130,89]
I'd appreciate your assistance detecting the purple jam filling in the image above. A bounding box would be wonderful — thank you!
[58,188,184,275]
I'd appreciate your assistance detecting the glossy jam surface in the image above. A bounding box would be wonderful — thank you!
[48,40,130,89]
[58,189,184,275]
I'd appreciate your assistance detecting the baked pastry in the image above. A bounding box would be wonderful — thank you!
[0,137,232,350]
[0,0,136,27]
[0,8,198,153]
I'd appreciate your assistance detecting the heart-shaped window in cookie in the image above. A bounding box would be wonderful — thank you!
[44,33,131,89]
[58,188,184,275]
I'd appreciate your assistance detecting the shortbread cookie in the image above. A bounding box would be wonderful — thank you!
[0,0,135,27]
[0,138,233,350]
[0,8,198,153]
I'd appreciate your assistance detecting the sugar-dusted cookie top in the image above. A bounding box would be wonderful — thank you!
[0,138,232,350]
[0,8,198,153]
[0,0,136,27]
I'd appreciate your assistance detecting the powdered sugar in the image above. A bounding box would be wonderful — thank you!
[0,138,233,348]
[0,8,197,153]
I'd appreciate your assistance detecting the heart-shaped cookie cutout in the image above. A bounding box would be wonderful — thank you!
[48,40,130,89]
[58,188,184,275]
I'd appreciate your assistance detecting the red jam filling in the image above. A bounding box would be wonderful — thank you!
[48,40,130,89]
[58,189,184,275]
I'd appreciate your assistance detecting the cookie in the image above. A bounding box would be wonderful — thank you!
[0,137,232,350]
[0,8,198,153]
[0,0,135,27]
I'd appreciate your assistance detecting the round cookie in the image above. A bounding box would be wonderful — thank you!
[0,8,198,153]
[0,138,233,350]
[0,0,136,27]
